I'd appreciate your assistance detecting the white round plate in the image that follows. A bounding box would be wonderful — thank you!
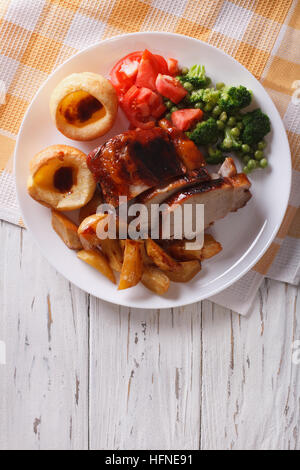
[15,32,291,309]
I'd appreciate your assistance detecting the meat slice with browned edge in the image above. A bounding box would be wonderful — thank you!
[162,173,252,238]
[87,127,205,207]
[137,168,210,209]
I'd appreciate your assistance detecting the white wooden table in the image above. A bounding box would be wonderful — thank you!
[0,219,299,450]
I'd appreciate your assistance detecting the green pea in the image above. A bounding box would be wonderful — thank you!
[170,106,178,113]
[204,103,214,112]
[194,102,203,109]
[217,120,225,130]
[258,140,267,150]
[242,144,250,153]
[243,155,250,164]
[237,122,244,130]
[219,111,228,122]
[216,82,225,90]
[228,116,236,127]
[212,105,221,117]
[223,137,232,149]
[183,82,193,92]
[165,112,172,121]
[243,166,250,174]
[247,159,257,170]
[254,150,263,160]
[165,100,173,110]
[230,127,240,137]
[260,158,268,168]
[181,66,189,75]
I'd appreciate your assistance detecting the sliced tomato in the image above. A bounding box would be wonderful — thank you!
[167,58,179,75]
[110,51,143,95]
[137,88,166,118]
[152,103,167,119]
[153,54,168,74]
[136,87,153,103]
[171,109,204,131]
[156,74,187,104]
[121,85,156,129]
[136,49,161,90]
[120,60,139,78]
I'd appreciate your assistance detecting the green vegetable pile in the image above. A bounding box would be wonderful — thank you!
[164,64,271,173]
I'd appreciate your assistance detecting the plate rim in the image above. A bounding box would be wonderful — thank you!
[14,31,292,309]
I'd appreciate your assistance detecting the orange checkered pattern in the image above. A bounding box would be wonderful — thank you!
[0,0,299,312]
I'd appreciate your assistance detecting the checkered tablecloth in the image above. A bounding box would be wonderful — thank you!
[0,0,299,314]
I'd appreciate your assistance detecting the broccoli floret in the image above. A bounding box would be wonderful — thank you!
[180,64,209,88]
[189,89,204,104]
[219,126,241,151]
[241,109,271,145]
[218,86,252,113]
[190,88,220,105]
[206,145,225,164]
[187,117,219,145]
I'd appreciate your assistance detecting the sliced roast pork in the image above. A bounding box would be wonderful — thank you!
[218,157,237,178]
[137,168,210,209]
[161,173,252,238]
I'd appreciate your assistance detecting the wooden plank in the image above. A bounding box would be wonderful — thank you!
[0,222,89,450]
[201,280,300,450]
[0,220,299,450]
[89,301,202,450]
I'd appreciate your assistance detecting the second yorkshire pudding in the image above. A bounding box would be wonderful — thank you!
[50,72,118,141]
[27,145,96,211]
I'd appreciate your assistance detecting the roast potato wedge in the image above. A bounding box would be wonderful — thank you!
[142,266,170,295]
[167,234,222,261]
[77,249,116,284]
[78,213,108,249]
[167,241,202,261]
[166,260,201,283]
[146,239,180,272]
[100,238,123,273]
[51,210,82,250]
[119,240,143,290]
[140,241,153,266]
[201,234,222,259]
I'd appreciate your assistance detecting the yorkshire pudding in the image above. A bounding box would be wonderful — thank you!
[50,72,118,141]
[27,145,96,211]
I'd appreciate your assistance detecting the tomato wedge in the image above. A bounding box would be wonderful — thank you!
[156,74,187,104]
[171,109,204,131]
[110,51,142,95]
[153,54,168,74]
[167,58,179,76]
[121,85,166,129]
[136,49,159,90]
